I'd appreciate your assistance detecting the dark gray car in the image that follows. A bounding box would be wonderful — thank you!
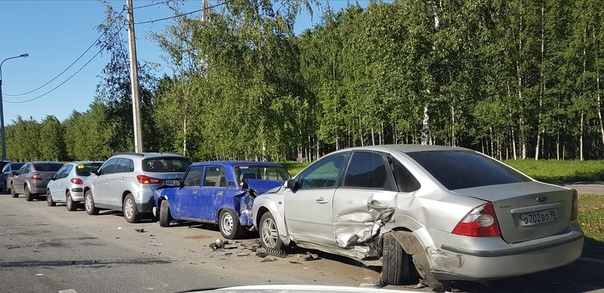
[1,162,24,194]
[11,162,64,201]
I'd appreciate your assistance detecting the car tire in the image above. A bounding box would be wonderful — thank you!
[66,192,77,211]
[159,200,173,227]
[84,190,99,215]
[24,185,34,202]
[123,193,140,223]
[219,209,243,239]
[381,233,411,285]
[10,184,18,198]
[47,189,56,206]
[259,212,284,250]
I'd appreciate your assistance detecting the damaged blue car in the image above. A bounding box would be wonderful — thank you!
[153,161,291,239]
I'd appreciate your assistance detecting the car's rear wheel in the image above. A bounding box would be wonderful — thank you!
[66,192,77,211]
[123,193,140,223]
[159,200,173,227]
[84,190,99,215]
[47,189,56,206]
[219,209,243,239]
[10,184,18,198]
[381,233,412,285]
[259,212,284,250]
[24,185,34,202]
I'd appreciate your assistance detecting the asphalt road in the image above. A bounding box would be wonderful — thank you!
[1,193,603,293]
[559,182,604,195]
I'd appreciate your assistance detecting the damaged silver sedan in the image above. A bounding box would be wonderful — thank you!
[252,145,583,291]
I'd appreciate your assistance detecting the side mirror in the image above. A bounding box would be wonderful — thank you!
[285,179,299,192]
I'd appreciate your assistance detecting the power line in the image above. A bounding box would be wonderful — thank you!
[135,1,226,25]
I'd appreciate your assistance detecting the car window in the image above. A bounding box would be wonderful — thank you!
[18,164,29,174]
[55,165,69,179]
[235,165,291,185]
[298,152,350,189]
[116,159,134,173]
[202,167,226,188]
[142,157,191,172]
[99,158,119,175]
[75,163,102,176]
[408,150,531,190]
[343,151,394,190]
[8,163,24,173]
[391,157,421,192]
[183,167,203,187]
[33,163,63,172]
[62,165,74,178]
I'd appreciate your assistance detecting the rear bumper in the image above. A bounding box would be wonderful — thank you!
[136,195,155,214]
[69,188,85,201]
[431,227,584,281]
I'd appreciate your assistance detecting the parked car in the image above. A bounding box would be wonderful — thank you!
[46,161,103,211]
[252,145,583,291]
[83,152,192,223]
[154,161,291,239]
[11,161,64,201]
[1,162,25,194]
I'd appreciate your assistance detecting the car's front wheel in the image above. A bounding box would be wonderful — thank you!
[219,209,243,239]
[259,212,284,250]
[66,191,77,211]
[159,200,173,227]
[84,190,99,215]
[10,184,18,198]
[123,194,140,223]
[47,189,56,206]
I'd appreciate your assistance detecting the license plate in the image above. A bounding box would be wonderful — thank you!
[520,209,558,226]
[164,180,179,186]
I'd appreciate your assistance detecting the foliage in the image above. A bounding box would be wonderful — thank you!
[4,0,604,163]
[577,195,604,259]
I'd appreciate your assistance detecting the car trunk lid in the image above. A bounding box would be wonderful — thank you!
[454,181,574,243]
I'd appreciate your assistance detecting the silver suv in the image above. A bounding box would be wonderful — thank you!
[83,152,192,223]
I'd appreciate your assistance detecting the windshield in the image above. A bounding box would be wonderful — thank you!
[234,165,291,185]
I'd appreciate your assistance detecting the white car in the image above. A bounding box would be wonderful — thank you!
[252,145,583,291]
[46,161,103,211]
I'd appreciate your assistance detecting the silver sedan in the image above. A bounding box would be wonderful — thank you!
[252,145,583,291]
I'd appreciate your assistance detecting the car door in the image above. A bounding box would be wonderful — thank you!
[48,164,72,201]
[12,163,30,194]
[196,166,227,222]
[284,152,350,246]
[331,151,399,248]
[91,158,119,205]
[110,158,134,207]
[173,166,204,220]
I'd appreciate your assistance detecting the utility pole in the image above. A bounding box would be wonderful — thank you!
[126,0,144,153]
[201,0,210,21]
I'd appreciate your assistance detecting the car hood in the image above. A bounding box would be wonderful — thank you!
[245,179,284,195]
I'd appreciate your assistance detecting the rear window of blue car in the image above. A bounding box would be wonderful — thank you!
[407,150,531,190]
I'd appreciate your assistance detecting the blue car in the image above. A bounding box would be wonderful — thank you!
[154,161,291,239]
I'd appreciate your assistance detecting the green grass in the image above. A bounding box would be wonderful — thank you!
[577,195,604,259]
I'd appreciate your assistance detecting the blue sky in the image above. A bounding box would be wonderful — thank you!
[0,0,364,124]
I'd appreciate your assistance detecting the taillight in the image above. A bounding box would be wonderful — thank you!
[452,202,501,237]
[137,175,162,184]
[31,173,43,180]
[570,189,579,221]
[70,178,84,185]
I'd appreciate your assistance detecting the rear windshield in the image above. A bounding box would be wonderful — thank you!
[75,163,103,176]
[407,150,531,190]
[143,157,192,172]
[235,165,291,184]
[33,163,63,172]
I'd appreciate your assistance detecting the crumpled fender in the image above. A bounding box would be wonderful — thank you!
[252,186,291,245]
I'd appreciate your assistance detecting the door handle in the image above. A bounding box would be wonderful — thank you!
[315,197,328,204]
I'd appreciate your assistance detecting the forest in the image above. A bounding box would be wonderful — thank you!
[5,0,604,162]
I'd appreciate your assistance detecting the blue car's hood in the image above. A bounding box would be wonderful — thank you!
[245,179,284,195]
